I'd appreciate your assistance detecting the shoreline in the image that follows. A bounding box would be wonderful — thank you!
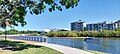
[48,37,92,39]
[1,35,120,38]
[48,37,120,38]
[6,38,93,54]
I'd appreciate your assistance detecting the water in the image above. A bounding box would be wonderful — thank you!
[47,38,120,54]
[6,36,120,54]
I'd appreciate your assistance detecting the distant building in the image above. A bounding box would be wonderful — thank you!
[51,28,69,31]
[71,20,120,31]
[86,21,115,31]
[114,20,120,29]
[43,28,69,32]
[71,20,86,31]
[43,29,51,33]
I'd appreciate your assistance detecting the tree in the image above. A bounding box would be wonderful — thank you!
[0,0,80,40]
[0,30,3,35]
[115,28,120,31]
[7,29,19,34]
[0,0,80,28]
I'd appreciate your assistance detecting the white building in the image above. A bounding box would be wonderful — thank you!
[71,20,86,31]
[115,20,120,29]
[43,29,51,33]
[71,20,120,31]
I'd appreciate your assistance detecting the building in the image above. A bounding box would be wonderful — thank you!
[86,23,99,31]
[86,21,116,31]
[106,22,115,30]
[71,20,86,31]
[71,20,120,31]
[51,28,69,31]
[114,20,120,29]
[43,28,69,32]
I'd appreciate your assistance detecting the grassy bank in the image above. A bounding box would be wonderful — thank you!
[47,30,120,37]
[0,40,62,54]
[1,47,62,54]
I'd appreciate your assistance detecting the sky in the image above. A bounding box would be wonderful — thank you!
[1,0,120,31]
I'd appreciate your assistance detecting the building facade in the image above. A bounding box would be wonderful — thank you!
[71,20,120,31]
[86,21,115,31]
[71,20,86,31]
[114,20,120,29]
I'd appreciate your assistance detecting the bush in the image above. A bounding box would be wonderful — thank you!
[66,31,78,37]
[89,31,98,37]
[47,31,78,37]
[47,30,120,37]
[30,33,38,36]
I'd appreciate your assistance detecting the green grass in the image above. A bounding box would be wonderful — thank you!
[0,40,63,54]
[1,47,62,54]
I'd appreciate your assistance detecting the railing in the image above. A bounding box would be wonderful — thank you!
[0,36,47,42]
[0,36,85,49]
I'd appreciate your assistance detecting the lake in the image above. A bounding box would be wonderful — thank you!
[7,36,120,54]
[47,37,120,54]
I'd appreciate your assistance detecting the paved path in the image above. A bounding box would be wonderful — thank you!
[7,39,93,54]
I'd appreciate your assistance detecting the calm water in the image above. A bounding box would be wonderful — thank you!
[7,36,120,54]
[47,38,120,54]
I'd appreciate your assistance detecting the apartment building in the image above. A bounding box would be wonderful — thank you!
[71,20,86,31]
[114,20,120,29]
[71,20,120,31]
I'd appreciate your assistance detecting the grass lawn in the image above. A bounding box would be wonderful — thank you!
[0,40,63,54]
[1,47,62,54]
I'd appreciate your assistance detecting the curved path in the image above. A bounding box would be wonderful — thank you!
[7,39,93,54]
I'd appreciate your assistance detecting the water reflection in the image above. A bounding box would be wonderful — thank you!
[48,38,120,54]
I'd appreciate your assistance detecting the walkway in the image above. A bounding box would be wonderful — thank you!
[7,39,93,54]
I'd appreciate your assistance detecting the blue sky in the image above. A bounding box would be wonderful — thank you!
[2,0,120,31]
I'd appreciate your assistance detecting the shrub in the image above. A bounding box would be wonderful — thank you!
[47,31,78,37]
[47,30,120,37]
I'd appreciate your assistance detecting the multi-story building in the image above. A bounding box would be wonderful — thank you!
[114,20,120,29]
[71,20,86,31]
[86,21,109,31]
[86,23,99,31]
[71,20,120,31]
[107,22,115,30]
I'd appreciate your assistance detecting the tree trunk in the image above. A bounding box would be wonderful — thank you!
[4,28,7,41]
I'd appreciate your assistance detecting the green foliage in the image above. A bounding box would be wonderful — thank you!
[0,31,4,35]
[7,29,20,34]
[29,33,38,36]
[0,29,39,35]
[89,31,98,37]
[66,31,78,37]
[47,30,120,37]
[0,0,80,28]
[47,31,78,37]
[115,28,120,31]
